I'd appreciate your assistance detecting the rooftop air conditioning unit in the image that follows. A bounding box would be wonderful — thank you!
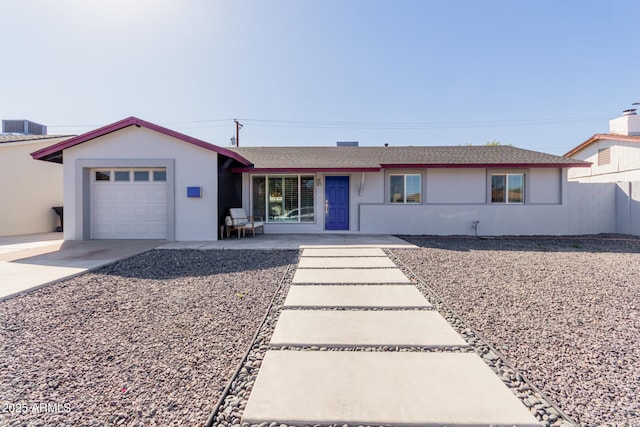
[2,119,47,135]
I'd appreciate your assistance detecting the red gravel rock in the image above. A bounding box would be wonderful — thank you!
[392,237,640,427]
[0,249,295,426]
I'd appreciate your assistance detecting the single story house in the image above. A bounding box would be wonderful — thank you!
[1,132,71,236]
[566,109,640,183]
[32,116,590,240]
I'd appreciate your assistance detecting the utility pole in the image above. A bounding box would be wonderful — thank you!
[234,119,243,147]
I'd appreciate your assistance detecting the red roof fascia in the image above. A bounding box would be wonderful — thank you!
[380,162,591,169]
[564,133,640,157]
[232,167,381,173]
[31,116,252,166]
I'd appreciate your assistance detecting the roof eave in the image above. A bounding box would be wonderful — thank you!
[232,167,382,173]
[564,133,640,157]
[31,117,252,166]
[31,116,138,161]
[380,162,591,169]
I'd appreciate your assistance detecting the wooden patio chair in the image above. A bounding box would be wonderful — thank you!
[227,208,265,238]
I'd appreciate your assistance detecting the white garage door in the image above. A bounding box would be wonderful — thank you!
[91,169,167,239]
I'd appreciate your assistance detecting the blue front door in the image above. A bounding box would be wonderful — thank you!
[325,176,349,230]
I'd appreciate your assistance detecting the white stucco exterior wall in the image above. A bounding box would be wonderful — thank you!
[0,138,65,236]
[528,168,562,204]
[360,167,569,236]
[63,126,219,241]
[425,169,486,203]
[360,203,570,235]
[242,167,580,236]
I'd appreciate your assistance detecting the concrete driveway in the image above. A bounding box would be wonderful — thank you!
[0,233,161,300]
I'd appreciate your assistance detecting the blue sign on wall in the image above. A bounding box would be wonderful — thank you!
[187,186,202,198]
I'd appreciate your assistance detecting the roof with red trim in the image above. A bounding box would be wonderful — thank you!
[29,116,589,171]
[31,116,252,165]
[230,145,589,172]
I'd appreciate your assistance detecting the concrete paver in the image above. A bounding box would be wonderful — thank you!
[297,256,396,268]
[292,268,411,284]
[270,310,467,347]
[241,351,539,426]
[301,248,386,257]
[242,241,538,426]
[283,285,432,308]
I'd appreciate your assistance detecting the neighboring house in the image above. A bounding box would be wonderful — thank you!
[566,109,640,183]
[32,116,590,241]
[566,109,640,235]
[0,132,72,236]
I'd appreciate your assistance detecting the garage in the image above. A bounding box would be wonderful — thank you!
[31,116,254,241]
[91,168,167,239]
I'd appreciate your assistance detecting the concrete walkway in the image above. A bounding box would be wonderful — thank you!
[242,246,538,426]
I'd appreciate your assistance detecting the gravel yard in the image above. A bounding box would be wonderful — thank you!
[0,249,296,427]
[391,237,640,427]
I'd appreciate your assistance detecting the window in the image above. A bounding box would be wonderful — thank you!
[300,176,315,222]
[252,175,315,222]
[598,147,611,166]
[95,171,110,181]
[134,171,149,181]
[491,174,524,204]
[389,174,421,203]
[94,169,166,183]
[269,176,298,221]
[114,171,130,181]
[153,171,167,182]
[252,176,266,220]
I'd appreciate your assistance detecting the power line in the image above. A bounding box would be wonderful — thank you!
[46,115,611,132]
[236,116,611,130]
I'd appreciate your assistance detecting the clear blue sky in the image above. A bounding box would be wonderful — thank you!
[2,0,639,155]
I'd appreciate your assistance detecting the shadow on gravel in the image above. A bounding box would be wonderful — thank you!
[396,235,640,254]
[96,249,297,279]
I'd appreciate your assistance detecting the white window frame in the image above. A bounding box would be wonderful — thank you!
[93,169,167,183]
[389,173,422,204]
[491,173,524,204]
[251,174,316,223]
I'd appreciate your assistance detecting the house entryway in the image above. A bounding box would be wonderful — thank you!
[324,176,349,230]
